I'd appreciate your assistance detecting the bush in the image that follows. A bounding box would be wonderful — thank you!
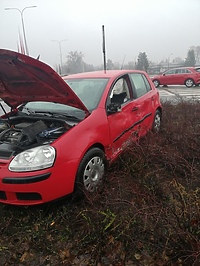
[0,101,200,265]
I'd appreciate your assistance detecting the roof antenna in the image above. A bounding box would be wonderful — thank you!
[102,25,107,73]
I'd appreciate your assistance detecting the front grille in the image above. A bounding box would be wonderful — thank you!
[0,190,7,200]
[16,192,42,201]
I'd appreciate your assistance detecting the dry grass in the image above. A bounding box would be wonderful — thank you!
[0,101,200,265]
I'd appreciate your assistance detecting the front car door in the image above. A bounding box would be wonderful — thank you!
[160,69,177,85]
[106,75,140,160]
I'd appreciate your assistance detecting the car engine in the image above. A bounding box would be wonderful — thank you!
[0,116,73,158]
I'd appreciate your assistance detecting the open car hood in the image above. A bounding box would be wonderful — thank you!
[0,49,89,114]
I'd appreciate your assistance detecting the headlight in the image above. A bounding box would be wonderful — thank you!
[9,145,56,172]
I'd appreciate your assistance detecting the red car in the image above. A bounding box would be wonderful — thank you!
[152,67,200,88]
[0,49,162,205]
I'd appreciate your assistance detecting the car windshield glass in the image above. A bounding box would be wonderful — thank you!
[64,78,108,110]
[20,101,86,120]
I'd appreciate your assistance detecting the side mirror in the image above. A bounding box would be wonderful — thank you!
[107,102,122,114]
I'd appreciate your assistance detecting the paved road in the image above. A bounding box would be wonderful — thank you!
[158,85,200,103]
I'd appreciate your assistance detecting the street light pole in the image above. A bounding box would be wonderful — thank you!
[52,39,68,75]
[5,6,37,56]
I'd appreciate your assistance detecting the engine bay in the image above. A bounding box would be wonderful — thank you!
[0,114,74,157]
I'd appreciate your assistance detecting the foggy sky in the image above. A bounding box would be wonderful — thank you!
[0,0,200,70]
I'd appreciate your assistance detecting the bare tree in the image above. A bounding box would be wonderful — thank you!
[65,51,84,74]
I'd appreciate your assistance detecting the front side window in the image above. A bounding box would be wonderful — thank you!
[109,78,130,105]
[164,69,176,75]
[129,73,150,98]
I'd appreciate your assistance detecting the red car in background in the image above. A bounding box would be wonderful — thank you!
[0,49,162,205]
[152,67,200,88]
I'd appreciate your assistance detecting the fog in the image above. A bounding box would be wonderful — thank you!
[0,0,199,69]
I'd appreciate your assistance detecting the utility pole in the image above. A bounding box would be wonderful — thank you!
[52,39,68,75]
[5,6,37,55]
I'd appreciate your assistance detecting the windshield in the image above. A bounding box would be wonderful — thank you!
[17,78,108,120]
[64,78,108,110]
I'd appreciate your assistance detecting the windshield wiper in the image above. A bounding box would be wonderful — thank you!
[27,110,80,120]
[22,107,82,120]
[22,107,36,115]
[53,113,80,120]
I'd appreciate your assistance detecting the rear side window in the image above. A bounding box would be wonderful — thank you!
[176,69,191,74]
[129,73,151,98]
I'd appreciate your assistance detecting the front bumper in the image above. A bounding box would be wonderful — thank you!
[0,159,78,205]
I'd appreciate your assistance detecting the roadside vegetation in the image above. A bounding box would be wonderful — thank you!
[62,45,200,75]
[0,100,200,266]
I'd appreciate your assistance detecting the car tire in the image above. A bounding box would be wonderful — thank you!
[152,110,161,133]
[75,148,106,197]
[153,79,160,88]
[185,79,194,88]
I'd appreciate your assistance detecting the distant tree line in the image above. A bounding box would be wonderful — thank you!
[58,45,200,75]
[185,49,196,67]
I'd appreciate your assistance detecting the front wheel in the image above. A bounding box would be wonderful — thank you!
[75,148,106,197]
[153,79,160,88]
[185,78,194,88]
[152,110,161,133]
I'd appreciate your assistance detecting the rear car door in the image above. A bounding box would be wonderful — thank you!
[175,68,189,84]
[129,73,157,136]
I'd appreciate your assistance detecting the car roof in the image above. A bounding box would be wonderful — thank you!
[62,69,146,79]
[168,66,195,70]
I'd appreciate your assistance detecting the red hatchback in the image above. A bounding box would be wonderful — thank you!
[152,67,200,88]
[0,49,162,205]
